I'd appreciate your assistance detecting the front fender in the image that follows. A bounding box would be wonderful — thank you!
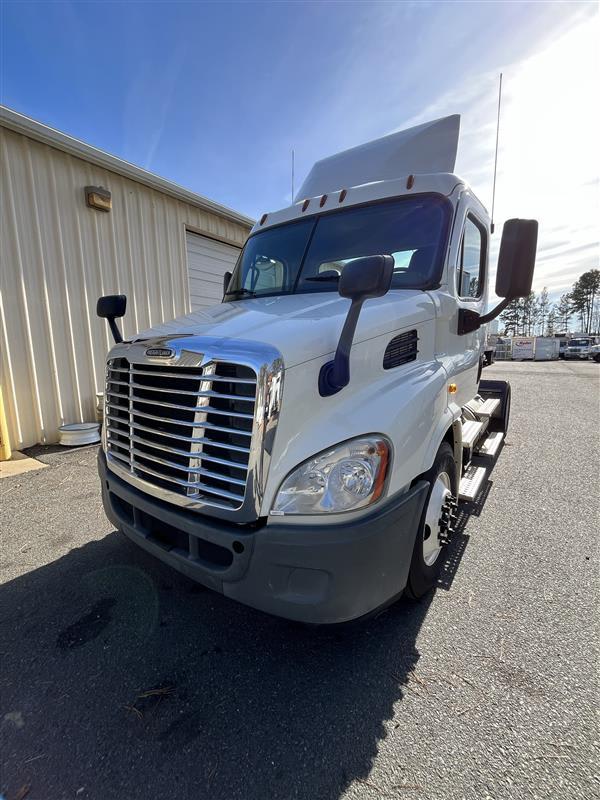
[261,334,451,515]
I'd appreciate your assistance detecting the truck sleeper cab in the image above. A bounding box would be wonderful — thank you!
[97,116,537,623]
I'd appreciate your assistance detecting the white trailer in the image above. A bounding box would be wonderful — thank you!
[96,116,538,624]
[533,337,560,360]
[512,337,535,360]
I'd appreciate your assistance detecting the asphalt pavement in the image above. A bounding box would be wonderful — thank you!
[1,360,598,800]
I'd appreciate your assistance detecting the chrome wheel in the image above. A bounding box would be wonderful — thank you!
[422,471,451,566]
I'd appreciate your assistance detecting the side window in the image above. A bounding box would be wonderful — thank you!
[456,215,486,299]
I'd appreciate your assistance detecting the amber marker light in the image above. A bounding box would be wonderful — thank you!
[448,383,458,394]
[370,440,390,504]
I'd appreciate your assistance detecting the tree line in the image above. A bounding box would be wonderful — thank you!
[500,269,600,337]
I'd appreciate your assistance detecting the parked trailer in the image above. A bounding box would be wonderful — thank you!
[512,337,536,360]
[533,338,560,360]
[96,115,538,624]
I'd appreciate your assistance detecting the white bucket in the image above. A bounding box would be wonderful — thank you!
[58,422,101,447]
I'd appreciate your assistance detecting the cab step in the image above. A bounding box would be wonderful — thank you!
[475,430,504,458]
[459,464,487,501]
[474,397,500,418]
[461,419,485,449]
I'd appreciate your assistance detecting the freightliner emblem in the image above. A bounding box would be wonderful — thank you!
[145,347,174,358]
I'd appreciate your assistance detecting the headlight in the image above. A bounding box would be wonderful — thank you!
[271,436,390,515]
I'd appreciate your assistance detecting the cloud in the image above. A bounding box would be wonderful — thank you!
[277,5,598,305]
[391,14,599,302]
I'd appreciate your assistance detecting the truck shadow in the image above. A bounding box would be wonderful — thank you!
[1,530,434,800]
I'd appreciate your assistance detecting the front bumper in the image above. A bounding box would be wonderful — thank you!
[565,352,589,359]
[99,451,428,624]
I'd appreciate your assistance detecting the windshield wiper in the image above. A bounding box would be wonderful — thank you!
[224,287,257,298]
[304,274,340,282]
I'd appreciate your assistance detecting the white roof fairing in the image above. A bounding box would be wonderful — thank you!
[296,115,460,200]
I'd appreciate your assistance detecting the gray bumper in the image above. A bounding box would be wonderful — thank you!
[99,451,428,624]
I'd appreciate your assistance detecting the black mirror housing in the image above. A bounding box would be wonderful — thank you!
[223,271,232,297]
[338,254,394,301]
[97,294,127,344]
[495,218,538,299]
[97,294,127,320]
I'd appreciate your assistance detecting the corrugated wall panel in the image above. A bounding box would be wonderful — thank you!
[0,126,251,450]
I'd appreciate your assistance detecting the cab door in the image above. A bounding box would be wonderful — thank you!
[440,193,489,406]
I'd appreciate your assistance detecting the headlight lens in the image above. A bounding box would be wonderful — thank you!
[271,436,390,515]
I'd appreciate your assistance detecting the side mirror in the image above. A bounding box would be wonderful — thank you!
[338,254,395,301]
[496,218,538,299]
[97,294,127,343]
[458,218,538,335]
[223,270,232,297]
[319,255,394,396]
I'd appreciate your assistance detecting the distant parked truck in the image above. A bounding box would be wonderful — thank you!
[589,343,600,363]
[565,337,595,360]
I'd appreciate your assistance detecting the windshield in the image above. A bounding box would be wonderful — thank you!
[224,195,451,301]
[569,339,590,347]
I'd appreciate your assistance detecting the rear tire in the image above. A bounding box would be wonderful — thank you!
[405,442,457,600]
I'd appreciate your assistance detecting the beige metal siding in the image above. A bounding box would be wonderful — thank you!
[0,126,250,450]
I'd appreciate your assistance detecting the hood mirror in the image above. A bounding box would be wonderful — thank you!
[319,255,394,396]
[97,294,127,343]
[223,271,233,297]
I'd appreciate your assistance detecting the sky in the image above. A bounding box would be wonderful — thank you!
[2,0,598,301]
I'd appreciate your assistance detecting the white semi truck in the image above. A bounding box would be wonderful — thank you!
[565,337,596,360]
[96,116,538,624]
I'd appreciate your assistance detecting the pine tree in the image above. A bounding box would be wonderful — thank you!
[538,288,550,335]
[570,270,600,333]
[522,292,537,335]
[500,299,521,335]
[556,293,572,333]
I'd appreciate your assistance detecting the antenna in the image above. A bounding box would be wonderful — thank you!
[490,72,503,234]
[291,149,295,202]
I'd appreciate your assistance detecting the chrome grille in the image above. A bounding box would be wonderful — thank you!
[105,358,257,510]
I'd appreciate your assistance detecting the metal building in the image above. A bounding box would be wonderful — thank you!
[0,106,253,451]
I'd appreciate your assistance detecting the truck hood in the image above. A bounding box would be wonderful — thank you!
[132,292,434,368]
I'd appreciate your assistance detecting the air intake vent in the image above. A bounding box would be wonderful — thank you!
[383,330,418,369]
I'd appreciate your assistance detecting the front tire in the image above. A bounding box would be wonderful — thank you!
[405,442,457,600]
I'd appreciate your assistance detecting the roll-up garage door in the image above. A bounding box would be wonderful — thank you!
[185,231,241,311]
